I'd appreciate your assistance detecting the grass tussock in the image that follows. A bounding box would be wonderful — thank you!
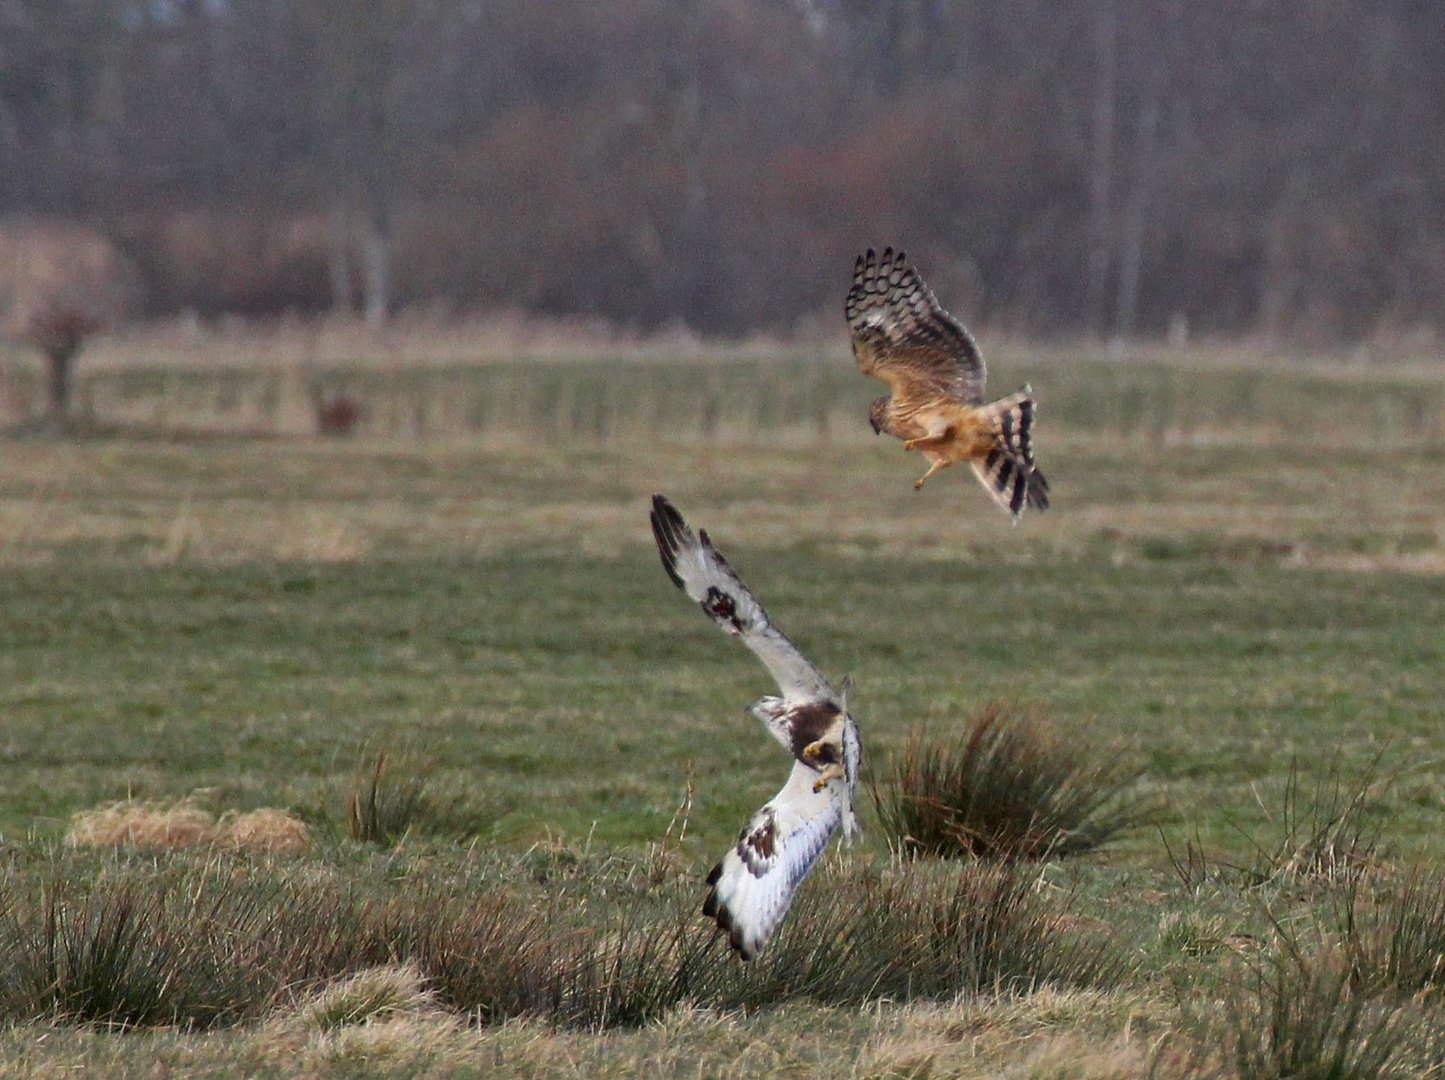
[0,849,1120,1032]
[276,964,439,1033]
[688,858,1124,1015]
[872,704,1146,860]
[1168,754,1393,891]
[1216,949,1418,1080]
[1244,757,1391,888]
[347,750,429,847]
[65,798,309,853]
[1335,867,1445,999]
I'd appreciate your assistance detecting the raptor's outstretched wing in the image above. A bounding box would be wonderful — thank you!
[651,494,861,960]
[703,757,846,960]
[650,494,832,703]
[845,246,986,407]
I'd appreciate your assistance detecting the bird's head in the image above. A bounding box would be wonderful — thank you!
[867,397,888,435]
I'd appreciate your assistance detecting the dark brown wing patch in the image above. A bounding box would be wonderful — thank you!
[651,495,759,637]
[974,390,1049,517]
[702,586,745,634]
[737,810,779,876]
[785,701,842,761]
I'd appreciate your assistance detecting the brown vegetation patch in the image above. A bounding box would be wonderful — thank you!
[65,798,310,853]
[0,218,140,336]
[221,808,312,854]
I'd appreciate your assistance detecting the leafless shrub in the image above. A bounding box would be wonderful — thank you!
[0,217,142,428]
[312,388,364,436]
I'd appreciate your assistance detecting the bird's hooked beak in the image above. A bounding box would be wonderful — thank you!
[868,416,881,435]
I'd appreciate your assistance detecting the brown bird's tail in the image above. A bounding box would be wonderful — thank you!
[970,385,1049,519]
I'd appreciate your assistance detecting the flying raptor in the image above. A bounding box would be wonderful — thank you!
[846,246,1049,518]
[649,494,860,960]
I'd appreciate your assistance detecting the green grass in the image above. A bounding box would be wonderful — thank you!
[1,351,1444,1075]
[0,546,1439,858]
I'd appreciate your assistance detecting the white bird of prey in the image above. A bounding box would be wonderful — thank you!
[649,494,861,960]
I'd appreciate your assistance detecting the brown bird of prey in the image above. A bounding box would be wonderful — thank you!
[650,494,860,960]
[846,247,1049,518]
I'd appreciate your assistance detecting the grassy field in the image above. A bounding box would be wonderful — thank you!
[1,349,1444,1076]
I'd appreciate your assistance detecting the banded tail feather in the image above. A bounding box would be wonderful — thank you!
[972,385,1049,519]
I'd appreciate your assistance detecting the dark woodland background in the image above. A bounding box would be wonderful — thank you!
[2,0,1442,343]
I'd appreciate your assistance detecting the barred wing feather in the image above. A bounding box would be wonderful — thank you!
[845,246,986,407]
[650,494,833,702]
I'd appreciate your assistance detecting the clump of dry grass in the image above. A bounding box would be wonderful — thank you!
[65,798,216,849]
[272,964,440,1033]
[65,798,310,853]
[872,703,1146,860]
[259,966,465,1072]
[220,809,311,853]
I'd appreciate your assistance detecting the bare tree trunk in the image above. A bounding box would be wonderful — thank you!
[1113,90,1159,341]
[1086,0,1117,338]
[327,194,354,315]
[1114,0,1178,342]
[46,343,77,422]
[1257,178,1308,342]
[660,0,708,323]
[361,194,391,326]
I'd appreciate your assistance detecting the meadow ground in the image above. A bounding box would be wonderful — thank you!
[0,342,1443,1076]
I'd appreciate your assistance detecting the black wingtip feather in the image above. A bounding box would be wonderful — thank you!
[702,861,756,960]
[649,494,687,590]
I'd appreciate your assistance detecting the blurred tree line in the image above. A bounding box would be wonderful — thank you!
[0,0,1440,342]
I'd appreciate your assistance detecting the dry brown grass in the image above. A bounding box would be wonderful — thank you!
[0,344,1440,572]
[856,987,1183,1079]
[65,798,310,853]
[54,311,807,373]
[219,809,312,854]
[0,987,1192,1079]
[264,963,449,1036]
